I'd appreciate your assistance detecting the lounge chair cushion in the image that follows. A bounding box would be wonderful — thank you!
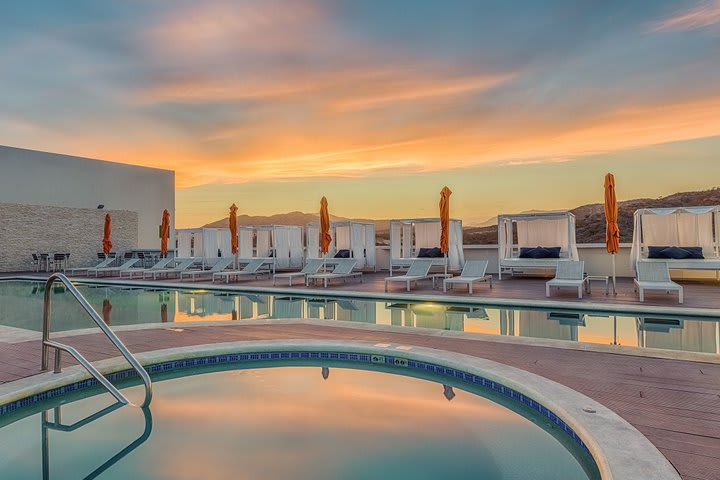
[334,249,351,259]
[519,247,561,259]
[417,247,443,258]
[648,246,704,260]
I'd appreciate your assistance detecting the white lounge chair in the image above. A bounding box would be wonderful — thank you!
[634,261,683,304]
[213,258,272,283]
[180,257,235,282]
[546,261,586,299]
[92,258,140,277]
[443,260,492,294]
[119,257,174,279]
[306,259,362,288]
[68,256,116,276]
[384,259,434,292]
[145,258,197,280]
[273,259,324,286]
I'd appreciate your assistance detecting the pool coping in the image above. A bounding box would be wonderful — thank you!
[6,317,720,365]
[6,274,720,319]
[0,339,680,480]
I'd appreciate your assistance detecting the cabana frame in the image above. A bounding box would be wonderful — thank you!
[630,206,720,277]
[176,228,233,264]
[237,225,304,271]
[389,218,464,275]
[497,212,579,280]
[306,221,376,270]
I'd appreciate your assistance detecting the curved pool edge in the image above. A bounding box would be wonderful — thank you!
[0,339,680,480]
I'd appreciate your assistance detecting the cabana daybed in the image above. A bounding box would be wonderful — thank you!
[497,212,579,280]
[389,218,464,275]
[630,206,720,278]
[237,225,303,271]
[176,228,233,263]
[306,221,376,270]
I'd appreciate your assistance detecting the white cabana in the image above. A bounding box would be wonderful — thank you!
[237,225,304,270]
[176,228,232,261]
[630,206,720,274]
[389,218,464,274]
[306,221,376,270]
[497,212,579,280]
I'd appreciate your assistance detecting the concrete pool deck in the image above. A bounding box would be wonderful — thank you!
[1,320,719,479]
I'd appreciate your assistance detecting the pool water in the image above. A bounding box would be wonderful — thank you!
[0,366,597,480]
[1,279,717,354]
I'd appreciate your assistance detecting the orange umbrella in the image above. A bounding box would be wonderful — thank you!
[319,197,332,255]
[439,186,452,254]
[229,204,238,255]
[604,173,619,294]
[102,214,112,255]
[160,209,170,257]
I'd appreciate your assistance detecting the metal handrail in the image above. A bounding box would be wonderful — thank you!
[41,273,153,407]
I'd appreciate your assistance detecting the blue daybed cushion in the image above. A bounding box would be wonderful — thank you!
[519,247,562,259]
[417,247,443,258]
[648,246,704,260]
[334,249,351,258]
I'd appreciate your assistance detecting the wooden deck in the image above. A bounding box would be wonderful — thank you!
[1,322,719,479]
[157,272,719,311]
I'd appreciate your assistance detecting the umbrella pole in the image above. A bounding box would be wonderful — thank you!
[612,253,617,295]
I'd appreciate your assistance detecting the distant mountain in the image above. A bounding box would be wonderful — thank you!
[203,188,720,245]
[204,211,392,233]
[464,188,720,244]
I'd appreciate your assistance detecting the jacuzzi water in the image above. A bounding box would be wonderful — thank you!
[0,364,598,480]
[0,279,716,354]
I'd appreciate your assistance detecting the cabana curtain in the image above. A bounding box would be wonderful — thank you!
[498,213,579,261]
[630,206,720,268]
[237,225,303,269]
[306,222,376,269]
[389,218,464,271]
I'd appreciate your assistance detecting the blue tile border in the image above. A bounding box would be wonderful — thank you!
[0,350,589,455]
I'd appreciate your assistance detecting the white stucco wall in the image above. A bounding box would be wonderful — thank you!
[0,145,174,249]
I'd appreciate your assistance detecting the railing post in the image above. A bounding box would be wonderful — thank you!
[41,273,153,407]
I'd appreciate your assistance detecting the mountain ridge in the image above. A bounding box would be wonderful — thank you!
[203,188,720,244]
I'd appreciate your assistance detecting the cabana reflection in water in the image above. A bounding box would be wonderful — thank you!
[3,280,718,354]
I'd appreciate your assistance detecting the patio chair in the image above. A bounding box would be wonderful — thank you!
[119,256,174,279]
[69,256,116,276]
[273,259,324,286]
[145,258,197,280]
[443,260,492,294]
[180,257,234,282]
[306,259,362,288]
[92,258,140,277]
[384,259,434,292]
[634,261,683,304]
[213,258,272,283]
[546,261,586,299]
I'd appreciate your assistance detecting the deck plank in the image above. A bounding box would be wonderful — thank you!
[1,323,719,479]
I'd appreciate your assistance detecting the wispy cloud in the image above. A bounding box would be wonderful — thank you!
[649,0,720,32]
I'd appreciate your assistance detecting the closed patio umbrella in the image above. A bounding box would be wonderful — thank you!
[320,197,332,255]
[102,214,112,256]
[160,209,170,257]
[604,173,619,295]
[229,204,238,267]
[440,186,452,274]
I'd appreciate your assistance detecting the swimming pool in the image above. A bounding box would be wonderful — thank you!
[0,361,599,480]
[1,279,718,354]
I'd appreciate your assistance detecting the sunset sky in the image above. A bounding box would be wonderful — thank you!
[2,0,720,227]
